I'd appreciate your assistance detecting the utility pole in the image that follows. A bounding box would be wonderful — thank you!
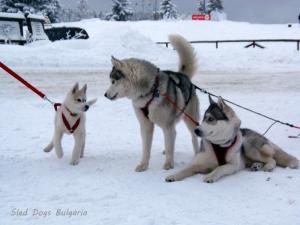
[203,0,206,14]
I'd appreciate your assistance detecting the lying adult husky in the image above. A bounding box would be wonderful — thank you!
[104,35,200,171]
[166,96,299,183]
[44,83,97,165]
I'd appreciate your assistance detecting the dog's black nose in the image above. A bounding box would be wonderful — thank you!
[84,105,89,111]
[104,93,108,98]
[194,128,203,137]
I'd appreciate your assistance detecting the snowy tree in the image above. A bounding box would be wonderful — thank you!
[207,0,224,13]
[77,0,90,20]
[198,0,207,14]
[106,0,133,21]
[0,0,62,22]
[61,8,78,22]
[40,0,61,22]
[159,0,177,20]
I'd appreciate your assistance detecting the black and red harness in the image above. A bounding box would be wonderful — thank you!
[139,70,198,125]
[54,103,81,133]
[140,76,160,118]
[211,136,238,166]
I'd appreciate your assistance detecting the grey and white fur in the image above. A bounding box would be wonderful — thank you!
[104,34,200,171]
[166,96,299,183]
[44,83,97,165]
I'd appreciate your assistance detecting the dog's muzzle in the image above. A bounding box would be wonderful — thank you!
[194,128,203,137]
[104,92,118,100]
[84,105,89,112]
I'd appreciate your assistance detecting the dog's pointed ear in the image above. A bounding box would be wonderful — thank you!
[72,82,79,94]
[208,95,215,104]
[218,96,228,110]
[81,84,87,94]
[218,96,230,111]
[87,98,97,106]
[111,56,124,68]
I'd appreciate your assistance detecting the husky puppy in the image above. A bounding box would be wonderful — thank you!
[44,83,97,165]
[104,35,200,171]
[166,96,299,183]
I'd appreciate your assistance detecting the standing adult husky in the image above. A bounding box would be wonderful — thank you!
[166,96,299,183]
[104,35,200,171]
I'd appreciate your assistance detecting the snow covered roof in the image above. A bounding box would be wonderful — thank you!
[27,14,46,21]
[0,12,25,20]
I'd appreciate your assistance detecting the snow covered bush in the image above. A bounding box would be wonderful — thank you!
[159,0,178,20]
[106,0,133,21]
[76,0,90,20]
[207,0,224,13]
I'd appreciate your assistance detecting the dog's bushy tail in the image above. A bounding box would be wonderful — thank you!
[169,34,197,78]
[273,145,299,169]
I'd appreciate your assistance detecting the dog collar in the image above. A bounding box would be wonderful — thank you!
[65,106,78,117]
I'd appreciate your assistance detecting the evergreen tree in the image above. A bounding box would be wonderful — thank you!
[198,0,207,14]
[40,0,61,22]
[77,0,90,20]
[207,0,223,13]
[159,0,177,20]
[0,0,62,22]
[106,0,133,21]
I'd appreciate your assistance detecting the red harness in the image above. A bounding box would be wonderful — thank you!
[211,136,237,166]
[54,103,81,133]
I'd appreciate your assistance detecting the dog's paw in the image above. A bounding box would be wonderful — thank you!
[203,174,217,183]
[135,163,148,172]
[163,161,174,170]
[44,147,52,153]
[165,175,177,182]
[288,159,299,169]
[250,162,264,171]
[56,152,63,159]
[263,164,275,172]
[43,143,53,152]
[70,159,80,166]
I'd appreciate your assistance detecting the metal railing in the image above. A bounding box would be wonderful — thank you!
[157,39,300,51]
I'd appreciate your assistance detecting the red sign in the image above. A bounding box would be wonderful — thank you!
[192,14,211,21]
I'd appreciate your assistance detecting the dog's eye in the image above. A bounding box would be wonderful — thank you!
[207,117,214,122]
[77,99,82,102]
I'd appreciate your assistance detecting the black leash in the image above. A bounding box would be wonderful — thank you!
[193,84,300,137]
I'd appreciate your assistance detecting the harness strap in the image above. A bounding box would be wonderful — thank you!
[53,103,81,133]
[211,136,237,165]
[162,94,199,126]
[140,76,160,118]
[62,113,81,133]
[54,103,62,111]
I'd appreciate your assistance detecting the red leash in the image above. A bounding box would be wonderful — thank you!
[1,62,81,133]
[0,62,54,104]
[162,94,199,126]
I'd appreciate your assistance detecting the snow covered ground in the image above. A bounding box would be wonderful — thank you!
[1,69,300,225]
[1,19,300,225]
[1,19,300,72]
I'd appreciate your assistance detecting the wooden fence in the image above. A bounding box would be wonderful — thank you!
[157,39,300,51]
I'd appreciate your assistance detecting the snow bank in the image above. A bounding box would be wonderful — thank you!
[1,19,300,72]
